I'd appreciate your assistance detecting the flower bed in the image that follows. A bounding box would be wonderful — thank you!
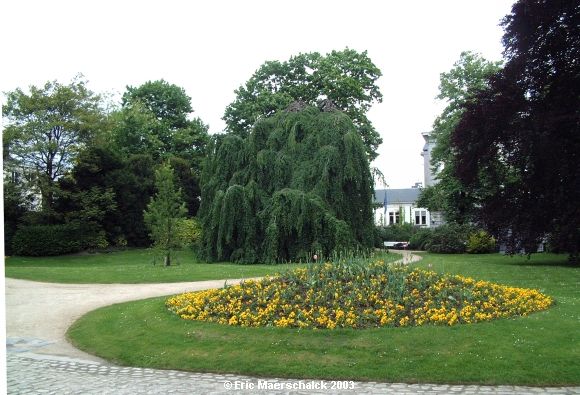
[166,260,553,329]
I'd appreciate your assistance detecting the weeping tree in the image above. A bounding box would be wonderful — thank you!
[199,102,375,263]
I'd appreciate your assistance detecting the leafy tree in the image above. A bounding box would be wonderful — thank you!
[418,52,502,222]
[109,102,164,159]
[144,163,187,266]
[112,80,209,219]
[451,0,580,260]
[118,79,209,167]
[123,80,193,129]
[55,145,156,247]
[110,153,157,246]
[2,77,105,215]
[200,103,375,263]
[223,49,383,160]
[54,144,123,241]
[168,156,201,216]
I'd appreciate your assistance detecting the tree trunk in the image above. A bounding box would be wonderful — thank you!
[164,252,171,266]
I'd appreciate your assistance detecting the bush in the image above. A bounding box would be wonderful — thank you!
[376,223,416,243]
[175,218,202,249]
[11,221,107,256]
[425,224,473,253]
[466,230,496,253]
[409,228,433,250]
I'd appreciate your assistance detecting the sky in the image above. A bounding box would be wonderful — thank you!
[1,0,515,188]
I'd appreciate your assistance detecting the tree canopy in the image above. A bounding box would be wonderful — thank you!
[451,0,580,259]
[3,77,105,214]
[417,52,502,222]
[200,103,375,263]
[223,49,383,160]
[116,79,209,168]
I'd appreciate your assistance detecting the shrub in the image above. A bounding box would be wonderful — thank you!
[466,230,496,254]
[425,223,473,253]
[409,228,433,250]
[175,218,202,249]
[11,222,107,256]
[376,223,417,243]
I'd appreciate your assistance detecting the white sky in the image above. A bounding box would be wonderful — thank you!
[1,0,514,188]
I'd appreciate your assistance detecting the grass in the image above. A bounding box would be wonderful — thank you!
[68,252,580,385]
[4,248,399,284]
[4,249,313,283]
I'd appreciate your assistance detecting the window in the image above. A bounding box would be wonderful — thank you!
[415,210,427,225]
[389,211,401,224]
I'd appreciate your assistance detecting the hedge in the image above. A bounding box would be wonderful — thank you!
[11,222,107,256]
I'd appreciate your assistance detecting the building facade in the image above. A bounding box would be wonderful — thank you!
[373,188,432,227]
[372,131,445,228]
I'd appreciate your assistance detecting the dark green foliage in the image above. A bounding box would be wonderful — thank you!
[11,222,106,256]
[409,228,433,250]
[111,80,208,229]
[4,78,209,256]
[376,224,417,243]
[168,156,201,217]
[405,224,478,253]
[3,181,29,255]
[117,80,209,166]
[223,49,383,160]
[424,224,474,254]
[55,145,156,247]
[117,154,156,246]
[200,105,375,263]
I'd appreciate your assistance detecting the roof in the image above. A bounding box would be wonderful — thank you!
[374,188,421,205]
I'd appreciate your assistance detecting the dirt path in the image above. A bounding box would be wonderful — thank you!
[5,277,252,362]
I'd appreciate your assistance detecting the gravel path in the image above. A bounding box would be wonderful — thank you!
[5,252,580,394]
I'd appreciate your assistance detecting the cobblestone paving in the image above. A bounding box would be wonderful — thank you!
[7,339,580,395]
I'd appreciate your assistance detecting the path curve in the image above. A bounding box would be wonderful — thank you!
[6,253,580,394]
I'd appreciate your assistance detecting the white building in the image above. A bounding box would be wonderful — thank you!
[372,131,445,228]
[373,188,431,227]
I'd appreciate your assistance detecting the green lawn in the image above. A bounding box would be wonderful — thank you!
[4,249,311,283]
[68,253,580,385]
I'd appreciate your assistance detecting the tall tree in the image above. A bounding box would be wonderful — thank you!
[200,103,375,263]
[111,80,209,223]
[223,49,383,160]
[418,52,502,222]
[144,163,187,266]
[118,79,209,167]
[451,0,580,259]
[54,144,126,245]
[3,77,105,215]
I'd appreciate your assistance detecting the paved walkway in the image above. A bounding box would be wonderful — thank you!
[5,253,580,394]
